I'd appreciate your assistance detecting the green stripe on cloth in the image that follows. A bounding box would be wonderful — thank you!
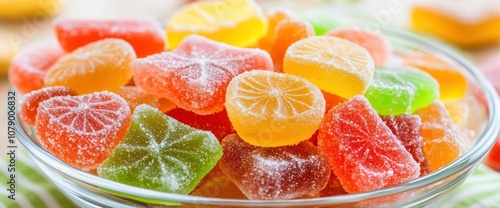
[0,170,48,208]
[1,148,75,208]
[16,153,75,207]
[439,165,500,208]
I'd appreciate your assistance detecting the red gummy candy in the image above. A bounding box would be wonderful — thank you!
[317,96,420,193]
[319,171,348,197]
[486,137,500,172]
[381,114,430,176]
[166,108,235,141]
[35,92,131,170]
[219,134,331,200]
[8,43,65,94]
[55,18,165,58]
[133,35,273,115]
[20,86,76,125]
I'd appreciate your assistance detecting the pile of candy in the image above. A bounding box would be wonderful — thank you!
[12,0,477,201]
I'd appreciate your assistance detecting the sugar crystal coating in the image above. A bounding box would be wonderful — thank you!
[283,36,375,99]
[44,38,136,94]
[381,114,430,176]
[35,91,131,170]
[225,70,325,147]
[97,104,222,194]
[133,35,273,115]
[364,66,439,115]
[219,134,331,200]
[20,86,76,125]
[55,18,166,58]
[8,43,65,94]
[317,96,420,193]
[414,101,469,171]
[326,28,392,65]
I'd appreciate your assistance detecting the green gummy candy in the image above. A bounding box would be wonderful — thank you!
[364,66,439,115]
[299,9,350,35]
[97,104,222,195]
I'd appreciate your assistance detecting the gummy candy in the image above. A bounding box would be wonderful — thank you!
[219,134,331,200]
[486,138,500,172]
[8,43,65,94]
[225,70,325,147]
[411,6,500,48]
[404,53,467,100]
[133,35,273,115]
[319,172,347,197]
[322,90,346,111]
[44,38,136,94]
[326,28,391,65]
[35,92,131,170]
[191,176,247,199]
[257,8,295,53]
[364,66,439,115]
[98,104,222,194]
[20,86,76,125]
[55,18,165,58]
[165,0,268,49]
[283,36,375,99]
[299,9,347,35]
[115,86,160,112]
[317,96,420,193]
[271,19,315,72]
[414,101,469,171]
[166,108,235,141]
[381,114,430,176]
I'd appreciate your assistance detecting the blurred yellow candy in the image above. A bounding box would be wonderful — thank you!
[411,6,500,48]
[0,0,62,20]
[165,0,268,49]
[0,37,17,75]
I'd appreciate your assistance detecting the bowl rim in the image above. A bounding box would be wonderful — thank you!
[14,28,500,207]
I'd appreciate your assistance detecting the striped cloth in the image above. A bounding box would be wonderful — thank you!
[1,147,499,208]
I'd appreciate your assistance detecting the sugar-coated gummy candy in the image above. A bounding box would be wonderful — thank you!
[283,36,375,99]
[20,86,76,125]
[165,0,268,49]
[166,108,235,141]
[322,90,346,111]
[8,43,65,94]
[115,86,160,112]
[326,28,391,65]
[319,171,347,197]
[225,70,325,147]
[271,19,315,72]
[44,38,136,94]
[97,104,222,194]
[257,8,295,53]
[318,96,420,193]
[414,101,469,172]
[35,91,131,170]
[299,9,347,35]
[55,18,165,58]
[404,53,467,100]
[381,114,430,176]
[219,134,331,200]
[364,66,439,115]
[133,35,273,115]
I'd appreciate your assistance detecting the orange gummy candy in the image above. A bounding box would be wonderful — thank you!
[271,19,315,72]
[404,53,467,100]
[414,101,469,171]
[44,38,136,94]
[257,8,295,53]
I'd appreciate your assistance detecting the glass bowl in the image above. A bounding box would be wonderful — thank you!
[14,28,500,208]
